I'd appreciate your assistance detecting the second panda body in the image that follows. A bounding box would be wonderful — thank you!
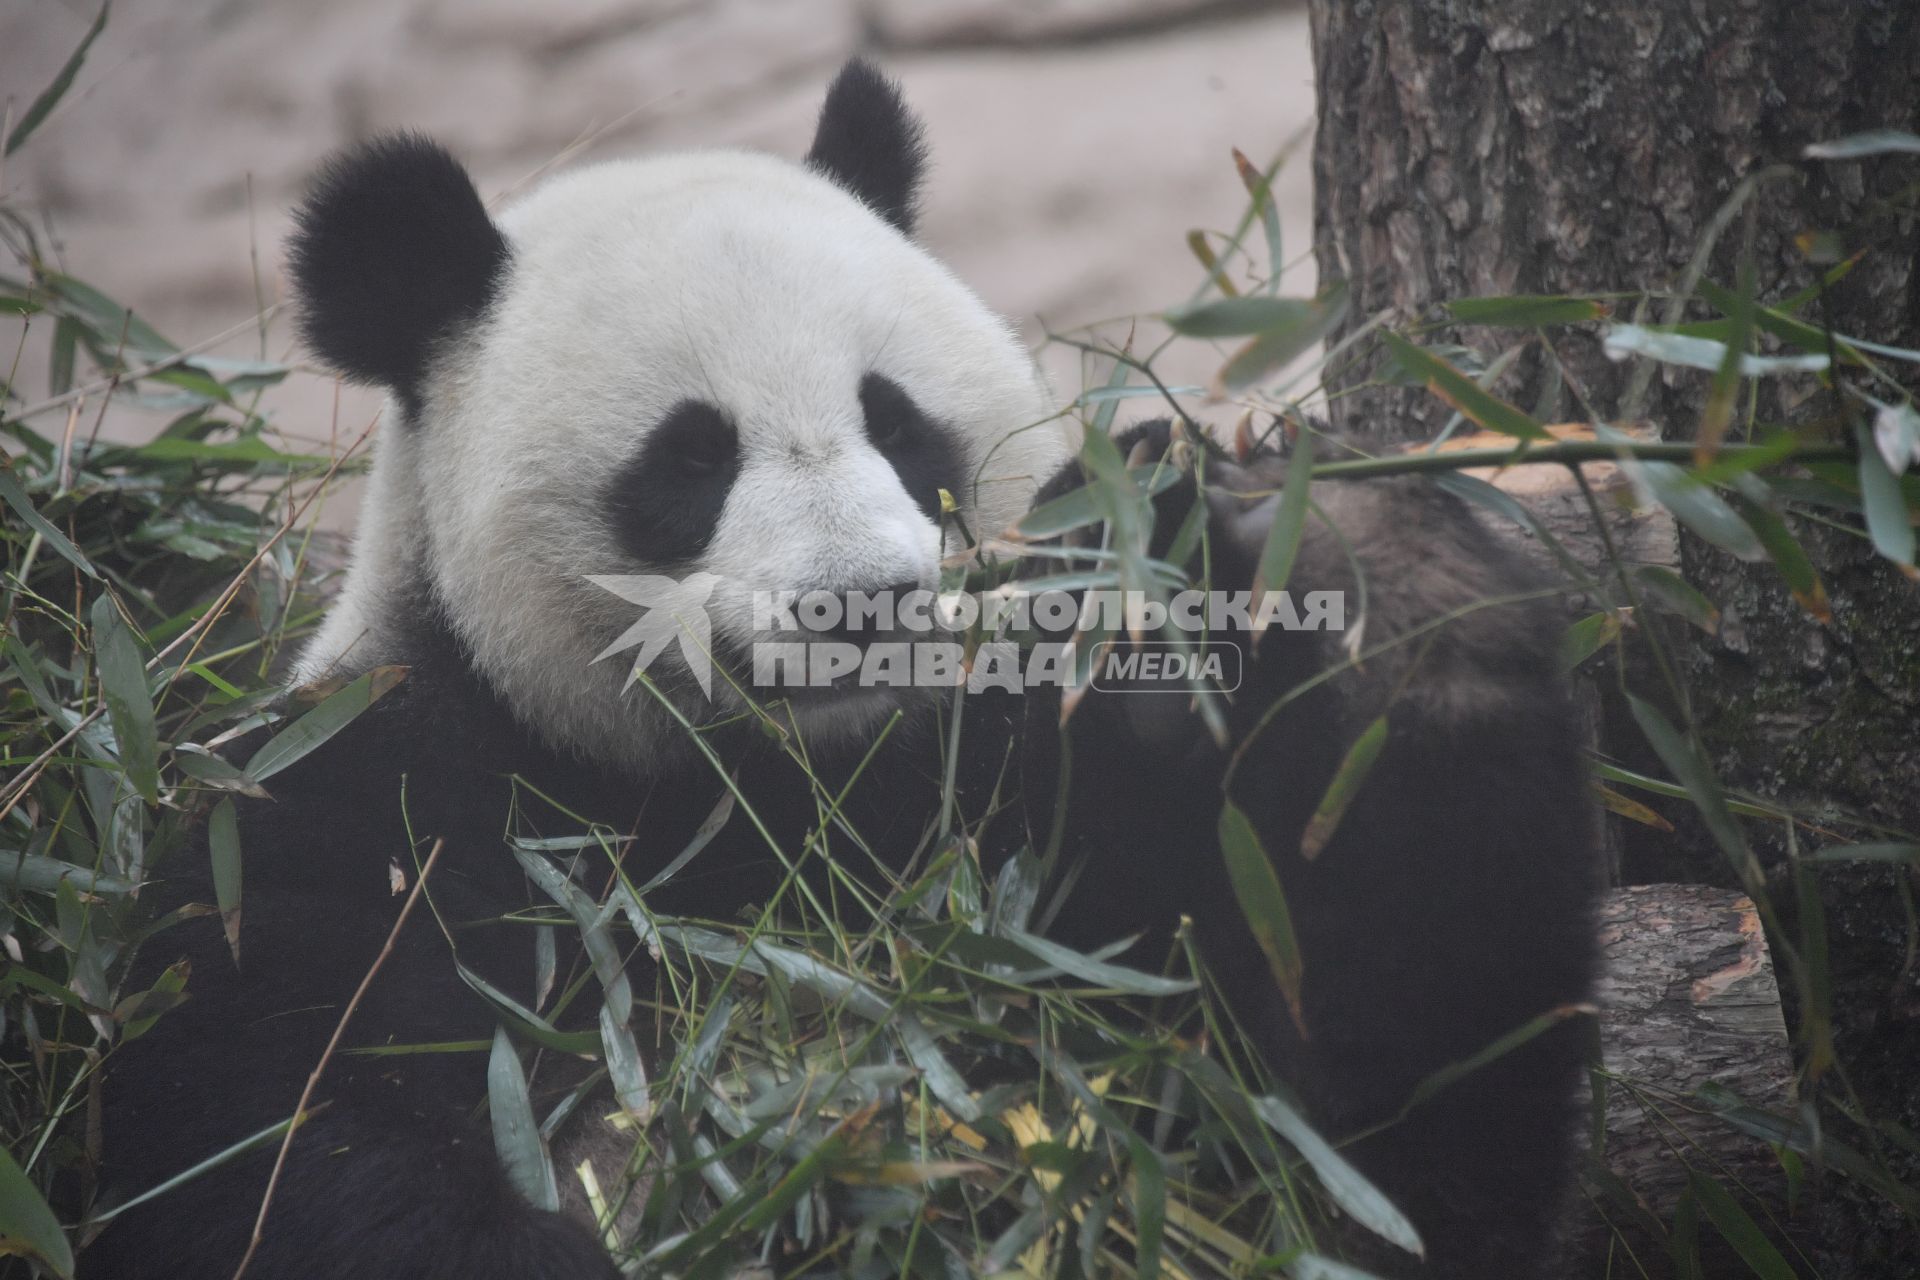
[90,63,1598,1280]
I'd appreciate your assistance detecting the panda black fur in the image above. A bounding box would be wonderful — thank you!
[88,61,1598,1280]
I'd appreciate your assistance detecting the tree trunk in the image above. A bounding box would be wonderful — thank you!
[1310,1,1918,446]
[1307,2,1920,1276]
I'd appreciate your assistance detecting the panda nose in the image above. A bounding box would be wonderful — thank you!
[804,580,924,649]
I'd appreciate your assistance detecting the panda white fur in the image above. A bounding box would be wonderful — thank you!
[293,134,1063,772]
[91,62,1598,1280]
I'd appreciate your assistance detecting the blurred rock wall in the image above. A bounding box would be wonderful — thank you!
[3,0,1313,468]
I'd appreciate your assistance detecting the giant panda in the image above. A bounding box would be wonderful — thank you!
[88,61,1599,1280]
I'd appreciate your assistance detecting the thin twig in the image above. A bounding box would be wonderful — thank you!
[1311,436,1850,480]
[230,837,446,1280]
[13,303,289,421]
[488,96,665,210]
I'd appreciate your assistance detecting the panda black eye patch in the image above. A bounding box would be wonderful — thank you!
[859,373,966,522]
[604,400,741,566]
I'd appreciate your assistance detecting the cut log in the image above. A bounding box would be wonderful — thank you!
[1410,437,1793,1263]
[1421,422,1682,588]
[1582,883,1797,1269]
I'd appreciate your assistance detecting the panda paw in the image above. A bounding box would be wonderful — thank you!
[1023,416,1311,763]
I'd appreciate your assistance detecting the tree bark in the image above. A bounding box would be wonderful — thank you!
[1308,2,1920,1275]
[1310,1,1918,445]
[1591,885,1796,1269]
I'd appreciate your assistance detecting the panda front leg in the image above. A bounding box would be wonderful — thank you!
[87,884,623,1280]
[1033,421,1601,1278]
[94,1096,623,1280]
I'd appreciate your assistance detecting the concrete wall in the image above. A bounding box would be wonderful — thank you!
[3,0,1313,480]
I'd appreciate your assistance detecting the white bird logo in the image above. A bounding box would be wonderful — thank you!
[585,573,721,698]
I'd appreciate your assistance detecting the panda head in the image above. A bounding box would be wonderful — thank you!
[288,60,1066,770]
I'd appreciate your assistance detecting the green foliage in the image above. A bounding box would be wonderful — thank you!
[2,4,109,159]
[489,773,1382,1277]
[3,24,1919,1280]
[1,45,347,1272]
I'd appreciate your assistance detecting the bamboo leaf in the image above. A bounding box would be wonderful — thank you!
[1016,463,1184,540]
[1621,454,1766,562]
[1856,420,1917,568]
[1696,279,1920,366]
[1790,844,1835,1078]
[1592,761,1785,822]
[44,273,177,361]
[1627,694,1761,893]
[1436,470,1593,587]
[455,963,601,1056]
[1216,281,1349,392]
[172,744,270,799]
[738,1132,849,1233]
[1631,566,1720,634]
[86,1116,296,1229]
[894,1014,981,1124]
[0,1142,73,1277]
[1253,1093,1422,1257]
[208,797,242,966]
[1593,784,1675,832]
[1255,429,1314,598]
[639,787,737,892]
[115,960,189,1042]
[598,1002,650,1121]
[1603,324,1827,376]
[1729,495,1830,621]
[131,437,333,467]
[91,595,159,803]
[245,666,406,782]
[1559,613,1622,672]
[0,850,132,897]
[1698,1088,1920,1217]
[1217,801,1305,1036]
[1125,1135,1167,1279]
[1686,1172,1796,1279]
[49,315,77,395]
[1293,1255,1392,1280]
[1400,1003,1593,1115]
[1804,129,1920,159]
[1671,1183,1704,1280]
[1299,716,1390,860]
[1074,384,1203,407]
[1232,146,1283,292]
[533,926,556,1010]
[0,468,97,578]
[1001,928,1198,996]
[1187,228,1239,298]
[1871,400,1920,475]
[4,0,109,158]
[1445,295,1608,327]
[1699,259,1755,463]
[488,1028,561,1212]
[1167,295,1320,338]
[1380,331,1547,440]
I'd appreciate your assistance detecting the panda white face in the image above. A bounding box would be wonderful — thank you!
[289,64,1068,771]
[425,152,1061,761]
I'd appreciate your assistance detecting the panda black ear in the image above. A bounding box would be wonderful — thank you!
[805,59,928,236]
[288,133,509,412]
